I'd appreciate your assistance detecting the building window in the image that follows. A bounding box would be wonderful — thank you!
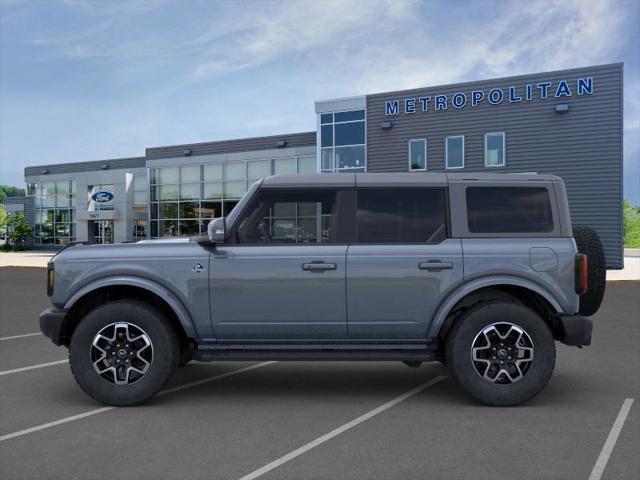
[320,110,366,173]
[356,188,447,243]
[408,139,427,171]
[446,136,464,169]
[485,132,505,167]
[149,155,317,238]
[33,179,76,245]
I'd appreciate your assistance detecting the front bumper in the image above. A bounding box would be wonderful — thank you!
[39,308,68,346]
[557,315,593,346]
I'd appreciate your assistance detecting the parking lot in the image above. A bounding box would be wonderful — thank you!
[0,266,637,480]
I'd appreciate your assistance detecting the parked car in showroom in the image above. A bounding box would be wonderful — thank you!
[40,172,605,406]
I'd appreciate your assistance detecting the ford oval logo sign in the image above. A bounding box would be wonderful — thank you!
[91,191,114,203]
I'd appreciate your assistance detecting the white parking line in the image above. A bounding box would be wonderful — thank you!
[237,375,447,480]
[0,361,275,442]
[588,398,635,480]
[0,332,41,341]
[0,359,68,376]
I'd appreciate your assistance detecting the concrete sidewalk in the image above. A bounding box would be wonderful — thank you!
[0,251,55,268]
[1,249,639,281]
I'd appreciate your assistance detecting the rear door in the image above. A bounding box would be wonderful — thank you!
[346,187,463,339]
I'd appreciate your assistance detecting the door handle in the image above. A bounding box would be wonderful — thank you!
[302,262,337,272]
[418,261,453,271]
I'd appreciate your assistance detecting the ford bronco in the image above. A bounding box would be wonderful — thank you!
[40,173,606,406]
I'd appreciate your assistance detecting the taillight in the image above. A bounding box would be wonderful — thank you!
[47,263,55,297]
[575,254,588,295]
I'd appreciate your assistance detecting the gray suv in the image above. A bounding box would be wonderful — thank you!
[40,173,606,407]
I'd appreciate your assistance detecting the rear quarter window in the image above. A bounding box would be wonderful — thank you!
[466,186,554,233]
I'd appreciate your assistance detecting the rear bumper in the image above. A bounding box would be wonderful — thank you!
[39,308,68,346]
[557,315,593,346]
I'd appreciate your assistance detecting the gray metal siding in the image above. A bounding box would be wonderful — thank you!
[24,157,145,177]
[146,131,317,159]
[366,63,623,268]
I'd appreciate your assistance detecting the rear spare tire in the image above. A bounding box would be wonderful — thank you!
[573,225,606,316]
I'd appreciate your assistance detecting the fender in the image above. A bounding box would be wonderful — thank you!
[426,275,563,338]
[64,276,198,338]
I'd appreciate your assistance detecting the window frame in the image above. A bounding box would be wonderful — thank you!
[319,108,367,173]
[445,135,465,169]
[484,132,506,167]
[354,187,450,245]
[408,139,427,171]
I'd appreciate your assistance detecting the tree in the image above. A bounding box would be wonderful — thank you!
[5,212,32,250]
[623,199,640,248]
[0,205,6,232]
[0,185,26,204]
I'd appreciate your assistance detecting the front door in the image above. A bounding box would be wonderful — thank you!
[90,220,114,244]
[346,188,464,339]
[210,188,349,339]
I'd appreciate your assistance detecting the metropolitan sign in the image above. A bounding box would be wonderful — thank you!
[384,77,594,116]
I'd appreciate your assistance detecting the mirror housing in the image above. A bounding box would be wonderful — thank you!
[207,217,226,244]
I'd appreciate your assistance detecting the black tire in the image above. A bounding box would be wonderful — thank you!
[69,300,180,406]
[573,225,606,316]
[446,301,555,406]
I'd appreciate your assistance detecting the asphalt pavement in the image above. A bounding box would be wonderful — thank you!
[0,267,638,480]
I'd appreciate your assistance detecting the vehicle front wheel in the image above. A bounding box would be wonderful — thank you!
[69,300,180,406]
[445,301,555,406]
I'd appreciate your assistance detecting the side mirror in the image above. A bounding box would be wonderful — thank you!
[207,217,226,244]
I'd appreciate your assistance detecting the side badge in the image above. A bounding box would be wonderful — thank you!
[192,262,204,274]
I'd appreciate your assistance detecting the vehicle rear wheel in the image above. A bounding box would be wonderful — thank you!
[573,225,606,316]
[69,300,180,406]
[445,301,555,406]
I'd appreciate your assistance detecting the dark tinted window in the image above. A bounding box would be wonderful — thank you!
[466,187,553,233]
[236,190,336,244]
[356,189,447,243]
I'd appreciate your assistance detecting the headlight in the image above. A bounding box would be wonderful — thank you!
[47,263,55,297]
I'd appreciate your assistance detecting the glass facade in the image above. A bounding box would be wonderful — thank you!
[320,110,366,173]
[149,156,315,237]
[33,180,76,245]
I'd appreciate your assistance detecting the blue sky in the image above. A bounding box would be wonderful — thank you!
[1,0,639,202]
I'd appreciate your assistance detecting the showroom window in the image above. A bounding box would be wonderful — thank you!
[356,188,447,244]
[320,110,366,173]
[149,155,316,237]
[408,139,427,171]
[446,136,464,169]
[485,132,505,167]
[32,179,76,245]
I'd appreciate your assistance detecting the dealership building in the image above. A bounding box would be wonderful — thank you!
[11,63,623,268]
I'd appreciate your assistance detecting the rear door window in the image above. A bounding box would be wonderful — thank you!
[356,188,447,243]
[466,186,554,233]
